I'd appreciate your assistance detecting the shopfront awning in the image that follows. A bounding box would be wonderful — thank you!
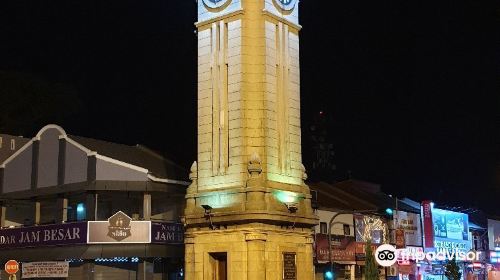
[334,261,356,265]
[0,244,183,262]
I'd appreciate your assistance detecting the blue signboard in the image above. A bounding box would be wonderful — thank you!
[151,222,184,244]
[0,222,87,249]
[430,208,470,253]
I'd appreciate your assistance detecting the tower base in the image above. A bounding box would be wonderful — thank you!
[184,223,314,280]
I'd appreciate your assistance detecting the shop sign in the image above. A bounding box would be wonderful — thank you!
[395,229,405,248]
[421,203,471,253]
[433,239,471,254]
[398,263,415,275]
[432,208,469,241]
[394,211,422,246]
[283,252,296,280]
[354,215,389,244]
[315,234,356,262]
[151,222,183,244]
[4,260,19,275]
[0,222,87,249]
[422,201,434,248]
[87,211,150,244]
[354,242,379,261]
[488,219,500,250]
[490,251,500,264]
[22,261,69,278]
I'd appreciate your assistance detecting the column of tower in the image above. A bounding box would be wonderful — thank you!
[184,1,317,279]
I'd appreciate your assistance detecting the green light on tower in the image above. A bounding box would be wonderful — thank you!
[274,190,302,203]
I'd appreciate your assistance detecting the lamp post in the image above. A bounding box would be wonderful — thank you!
[327,209,378,274]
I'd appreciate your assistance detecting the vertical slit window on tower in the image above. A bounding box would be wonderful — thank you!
[224,22,229,168]
[219,21,224,174]
[276,23,283,172]
[210,21,230,175]
[211,23,219,174]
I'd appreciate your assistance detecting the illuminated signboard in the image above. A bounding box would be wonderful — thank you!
[422,206,470,253]
[394,211,422,247]
[491,251,500,263]
[354,215,389,244]
[488,219,500,251]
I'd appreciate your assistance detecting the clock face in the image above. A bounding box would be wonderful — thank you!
[274,0,298,11]
[202,0,231,9]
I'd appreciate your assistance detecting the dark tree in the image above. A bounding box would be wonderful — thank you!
[364,240,379,280]
[445,256,462,280]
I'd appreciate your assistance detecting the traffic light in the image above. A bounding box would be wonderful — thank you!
[323,265,334,280]
[385,208,393,216]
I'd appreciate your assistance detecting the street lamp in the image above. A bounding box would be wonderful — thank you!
[327,209,378,274]
[201,205,217,230]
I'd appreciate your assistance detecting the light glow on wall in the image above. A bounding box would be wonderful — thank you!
[273,190,302,203]
[198,192,236,209]
[76,203,86,221]
[76,203,85,213]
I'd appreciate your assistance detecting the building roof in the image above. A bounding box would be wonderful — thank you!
[0,134,30,163]
[0,125,189,195]
[310,181,376,211]
[69,135,186,181]
[310,180,420,214]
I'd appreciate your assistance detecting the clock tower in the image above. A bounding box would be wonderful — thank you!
[184,0,317,279]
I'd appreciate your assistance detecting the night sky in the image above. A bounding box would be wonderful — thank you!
[0,1,498,214]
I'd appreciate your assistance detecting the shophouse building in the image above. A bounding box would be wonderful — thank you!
[310,180,420,280]
[487,218,500,280]
[0,125,188,279]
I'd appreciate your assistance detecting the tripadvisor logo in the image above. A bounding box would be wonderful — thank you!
[375,244,398,267]
[400,249,481,262]
[374,244,482,267]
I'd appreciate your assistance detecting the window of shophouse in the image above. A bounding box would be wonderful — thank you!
[343,224,350,236]
[151,192,183,221]
[40,199,57,224]
[209,253,227,280]
[76,203,86,220]
[5,202,33,226]
[68,193,87,222]
[320,222,328,234]
[96,191,143,220]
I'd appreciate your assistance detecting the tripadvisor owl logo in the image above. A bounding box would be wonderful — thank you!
[375,244,397,267]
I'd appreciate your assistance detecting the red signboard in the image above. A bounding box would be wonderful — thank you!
[5,260,19,275]
[315,234,356,262]
[398,263,416,275]
[421,200,434,248]
[354,242,378,254]
[395,229,405,248]
[315,234,384,263]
